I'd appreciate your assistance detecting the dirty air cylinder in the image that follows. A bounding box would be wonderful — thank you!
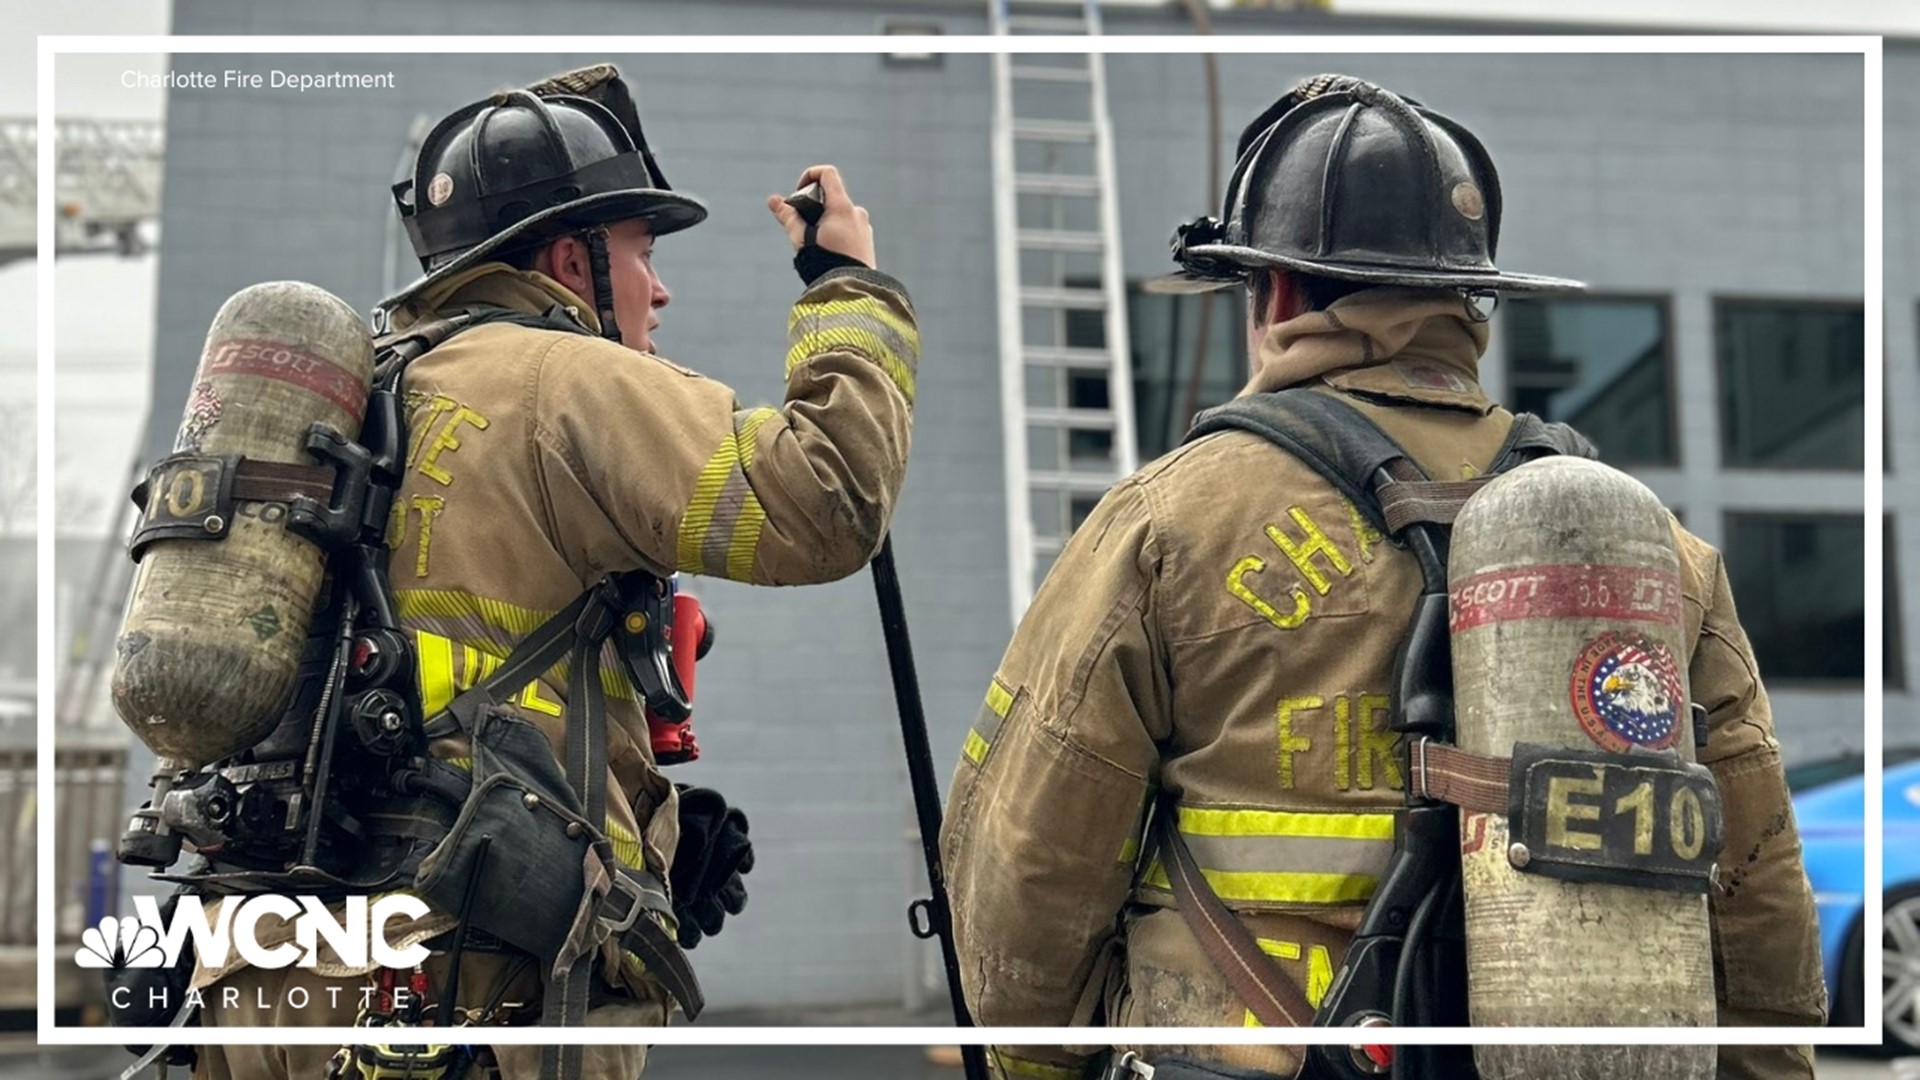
[1449,456,1716,1080]
[112,282,373,770]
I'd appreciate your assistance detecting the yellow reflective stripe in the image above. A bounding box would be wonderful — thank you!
[786,296,919,404]
[447,757,473,771]
[963,678,1019,768]
[736,406,777,470]
[727,408,776,580]
[985,678,1014,719]
[605,817,643,870]
[986,1049,1086,1080]
[1176,805,1395,841]
[1243,937,1335,1025]
[418,632,456,716]
[1140,805,1395,902]
[621,950,651,981]
[679,429,742,575]
[727,498,766,581]
[397,589,550,637]
[519,678,563,717]
[679,408,779,581]
[1142,862,1379,905]
[416,623,619,721]
[1118,784,1157,867]
[787,296,920,359]
[963,729,990,766]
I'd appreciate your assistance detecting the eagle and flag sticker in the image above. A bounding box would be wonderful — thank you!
[1569,631,1685,753]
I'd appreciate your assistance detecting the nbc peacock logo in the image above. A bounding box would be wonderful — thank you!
[74,915,168,970]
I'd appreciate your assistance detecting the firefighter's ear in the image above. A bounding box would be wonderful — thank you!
[539,234,592,299]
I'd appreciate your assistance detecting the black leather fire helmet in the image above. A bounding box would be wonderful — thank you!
[383,67,706,313]
[1148,74,1583,296]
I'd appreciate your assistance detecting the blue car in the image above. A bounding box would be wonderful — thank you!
[1790,750,1920,1052]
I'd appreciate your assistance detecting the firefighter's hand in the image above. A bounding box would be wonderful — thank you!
[766,164,876,269]
[669,786,753,949]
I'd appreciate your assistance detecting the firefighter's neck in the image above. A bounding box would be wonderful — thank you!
[1241,285,1491,397]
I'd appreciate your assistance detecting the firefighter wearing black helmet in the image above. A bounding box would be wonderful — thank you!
[940,76,1824,1080]
[188,65,917,1080]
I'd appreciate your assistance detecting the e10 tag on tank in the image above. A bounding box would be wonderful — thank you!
[1506,743,1725,893]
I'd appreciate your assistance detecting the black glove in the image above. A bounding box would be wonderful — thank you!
[794,244,868,287]
[669,786,753,949]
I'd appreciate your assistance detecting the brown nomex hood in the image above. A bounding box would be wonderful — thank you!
[1242,286,1495,415]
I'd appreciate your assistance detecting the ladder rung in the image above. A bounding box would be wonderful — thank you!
[1033,535,1067,557]
[1005,15,1090,33]
[1013,121,1097,143]
[1020,286,1106,310]
[1018,229,1103,253]
[1023,346,1113,369]
[1010,64,1093,83]
[1014,173,1100,197]
[1028,407,1117,430]
[1029,470,1119,493]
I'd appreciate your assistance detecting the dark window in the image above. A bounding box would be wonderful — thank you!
[1503,296,1676,467]
[1715,301,1864,469]
[1723,513,1865,684]
[1126,285,1247,461]
[1890,516,1906,690]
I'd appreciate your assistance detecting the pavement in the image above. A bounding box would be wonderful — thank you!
[0,1040,1909,1079]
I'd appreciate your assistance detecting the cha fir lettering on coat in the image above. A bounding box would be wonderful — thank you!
[386,392,489,578]
[1275,693,1403,792]
[1226,504,1356,630]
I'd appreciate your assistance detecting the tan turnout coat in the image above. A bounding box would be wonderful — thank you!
[940,288,1826,1080]
[194,260,918,1013]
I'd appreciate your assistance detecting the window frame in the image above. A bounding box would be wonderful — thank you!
[1721,509,1870,690]
[1709,294,1867,474]
[1500,291,1683,470]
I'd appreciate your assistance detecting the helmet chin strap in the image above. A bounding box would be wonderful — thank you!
[583,226,623,343]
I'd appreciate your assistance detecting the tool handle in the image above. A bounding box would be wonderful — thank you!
[868,538,989,1080]
[785,182,826,226]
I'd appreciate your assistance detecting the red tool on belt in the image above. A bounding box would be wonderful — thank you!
[645,591,711,764]
[614,573,713,766]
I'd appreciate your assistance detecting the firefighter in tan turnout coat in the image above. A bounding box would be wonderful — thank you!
[192,68,917,1080]
[940,76,1824,1080]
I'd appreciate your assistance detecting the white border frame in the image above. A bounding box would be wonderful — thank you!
[35,32,1883,1048]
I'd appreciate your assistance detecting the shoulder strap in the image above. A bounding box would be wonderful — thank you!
[374,303,593,389]
[1186,387,1423,536]
[1187,388,1596,538]
[1156,812,1318,1028]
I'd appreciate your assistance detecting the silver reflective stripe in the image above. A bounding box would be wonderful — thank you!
[1183,830,1391,878]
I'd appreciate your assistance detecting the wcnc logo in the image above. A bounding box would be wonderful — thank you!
[73,894,433,971]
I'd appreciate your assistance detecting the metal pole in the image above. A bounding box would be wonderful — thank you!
[869,538,988,1080]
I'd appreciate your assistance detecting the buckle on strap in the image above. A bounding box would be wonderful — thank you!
[576,578,623,643]
[597,870,645,936]
[1109,1052,1156,1080]
[1411,736,1433,800]
[597,867,670,937]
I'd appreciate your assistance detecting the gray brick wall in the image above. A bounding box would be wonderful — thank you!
[1886,46,1920,751]
[147,0,1896,1009]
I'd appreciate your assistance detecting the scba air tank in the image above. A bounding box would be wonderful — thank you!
[112,282,373,770]
[1450,456,1717,1080]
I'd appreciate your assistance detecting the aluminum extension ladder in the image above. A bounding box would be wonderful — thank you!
[988,0,1138,622]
